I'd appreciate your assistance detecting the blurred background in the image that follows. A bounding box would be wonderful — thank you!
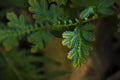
[0,0,120,80]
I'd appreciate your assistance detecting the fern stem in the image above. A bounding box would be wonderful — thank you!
[0,15,99,39]
[34,15,98,31]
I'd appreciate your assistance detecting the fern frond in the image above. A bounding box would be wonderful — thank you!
[28,0,63,23]
[4,11,98,52]
[62,23,95,67]
[28,0,49,23]
[0,12,32,51]
[28,30,52,53]
[1,12,48,52]
[79,6,95,20]
[7,12,33,30]
[2,0,114,69]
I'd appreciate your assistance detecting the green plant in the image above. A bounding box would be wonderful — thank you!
[0,0,119,79]
[0,0,114,67]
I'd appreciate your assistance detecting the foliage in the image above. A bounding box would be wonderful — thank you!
[0,50,45,80]
[29,0,63,23]
[62,24,95,67]
[0,0,119,79]
[0,50,62,80]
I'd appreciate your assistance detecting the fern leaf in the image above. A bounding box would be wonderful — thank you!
[49,5,63,23]
[81,23,95,41]
[0,12,32,51]
[6,12,52,53]
[28,0,49,23]
[28,30,51,53]
[62,24,95,67]
[28,0,62,23]
[7,12,32,30]
[79,6,95,20]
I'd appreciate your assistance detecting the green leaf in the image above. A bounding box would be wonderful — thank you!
[28,31,52,53]
[62,24,95,67]
[81,23,95,41]
[28,0,49,23]
[28,0,62,23]
[82,31,95,42]
[6,12,33,36]
[79,7,95,19]
[7,12,30,29]
[4,12,33,46]
[6,12,52,53]
[62,31,76,48]
[49,5,63,23]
